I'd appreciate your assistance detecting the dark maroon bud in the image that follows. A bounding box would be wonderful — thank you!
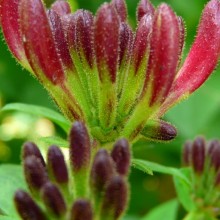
[41,182,66,217]
[137,0,155,22]
[22,142,45,167]
[112,0,127,22]
[70,199,93,220]
[182,141,192,166]
[69,121,91,172]
[141,120,177,141]
[51,0,71,16]
[192,137,206,174]
[47,145,68,184]
[24,156,48,193]
[209,142,220,171]
[101,176,128,219]
[14,190,46,220]
[207,139,219,156]
[90,149,115,192]
[111,139,131,176]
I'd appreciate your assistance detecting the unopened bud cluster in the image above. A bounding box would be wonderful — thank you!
[15,122,130,220]
[182,137,220,217]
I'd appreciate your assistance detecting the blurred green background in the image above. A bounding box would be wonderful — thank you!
[1,0,220,219]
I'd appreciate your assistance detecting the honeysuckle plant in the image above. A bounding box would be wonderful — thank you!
[1,0,220,145]
[1,0,220,220]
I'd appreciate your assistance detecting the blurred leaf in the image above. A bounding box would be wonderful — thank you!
[1,103,71,132]
[39,136,69,148]
[0,165,26,218]
[123,216,139,220]
[132,159,190,184]
[140,199,178,220]
[68,0,78,11]
[0,216,16,220]
[173,167,195,212]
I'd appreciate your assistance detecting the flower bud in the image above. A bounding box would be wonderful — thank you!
[51,0,71,16]
[22,142,45,167]
[14,190,46,220]
[41,182,67,217]
[47,145,68,184]
[111,139,131,176]
[192,137,205,174]
[101,175,128,219]
[209,142,220,171]
[111,0,127,22]
[70,199,93,220]
[24,156,48,193]
[69,121,91,172]
[182,141,192,166]
[90,149,115,193]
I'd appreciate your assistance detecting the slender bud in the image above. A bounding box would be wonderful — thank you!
[141,120,177,141]
[111,139,130,176]
[101,176,128,219]
[69,122,91,172]
[112,0,127,22]
[182,141,192,166]
[41,182,67,217]
[70,199,93,220]
[47,145,68,184]
[90,149,115,193]
[14,190,46,220]
[137,0,154,22]
[24,156,48,193]
[209,142,220,171]
[51,0,71,16]
[22,142,45,167]
[192,137,205,174]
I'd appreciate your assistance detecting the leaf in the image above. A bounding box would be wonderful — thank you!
[132,159,190,185]
[0,216,17,220]
[140,199,178,220]
[0,165,27,218]
[39,136,69,148]
[173,167,195,212]
[1,103,71,132]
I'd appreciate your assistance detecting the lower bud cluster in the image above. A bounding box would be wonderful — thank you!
[182,137,220,216]
[14,122,130,220]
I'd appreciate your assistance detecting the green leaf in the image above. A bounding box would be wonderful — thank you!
[132,159,190,185]
[0,165,27,218]
[1,103,71,132]
[0,216,17,220]
[173,168,195,212]
[39,136,69,148]
[140,199,178,220]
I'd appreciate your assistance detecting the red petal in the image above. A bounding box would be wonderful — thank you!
[111,0,127,22]
[48,9,73,70]
[145,4,180,106]
[95,3,120,83]
[51,0,71,16]
[159,0,220,116]
[20,0,65,84]
[0,0,27,62]
[137,0,154,22]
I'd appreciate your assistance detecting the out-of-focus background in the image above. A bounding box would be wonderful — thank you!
[0,0,220,219]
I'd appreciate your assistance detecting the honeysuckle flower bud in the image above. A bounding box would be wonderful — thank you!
[23,156,48,194]
[2,0,218,144]
[22,142,46,167]
[14,190,46,220]
[100,175,128,220]
[111,139,130,176]
[70,199,93,220]
[47,145,68,185]
[41,182,67,217]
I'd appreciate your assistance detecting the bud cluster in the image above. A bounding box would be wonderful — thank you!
[182,137,220,216]
[15,122,130,220]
